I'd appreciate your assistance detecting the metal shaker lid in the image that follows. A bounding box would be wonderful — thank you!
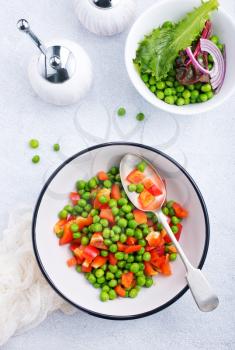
[17,19,76,83]
[90,0,120,9]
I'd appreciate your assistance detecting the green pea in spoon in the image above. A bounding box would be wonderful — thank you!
[120,153,219,312]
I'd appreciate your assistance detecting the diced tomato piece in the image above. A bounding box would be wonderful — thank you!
[67,257,77,267]
[125,245,142,253]
[97,171,109,181]
[148,185,162,196]
[69,192,80,205]
[59,220,76,245]
[108,253,117,265]
[155,245,165,256]
[172,202,188,218]
[133,209,147,224]
[126,236,137,245]
[164,223,183,243]
[146,231,164,247]
[117,242,127,252]
[100,208,114,224]
[76,216,93,231]
[121,272,134,288]
[126,169,145,184]
[161,255,172,276]
[142,178,154,190]
[90,233,107,249]
[70,243,80,252]
[115,285,126,297]
[138,189,155,208]
[81,263,92,273]
[144,262,158,276]
[111,184,121,200]
[54,219,67,234]
[145,245,156,252]
[83,245,99,263]
[91,256,107,268]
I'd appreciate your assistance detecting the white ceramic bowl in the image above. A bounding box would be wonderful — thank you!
[125,0,235,115]
[32,142,209,319]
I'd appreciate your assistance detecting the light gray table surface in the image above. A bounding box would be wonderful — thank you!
[1,0,235,349]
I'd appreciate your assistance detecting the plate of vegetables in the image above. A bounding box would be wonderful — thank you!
[32,142,210,319]
[125,0,235,115]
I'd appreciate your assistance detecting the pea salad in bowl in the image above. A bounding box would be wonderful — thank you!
[125,0,235,115]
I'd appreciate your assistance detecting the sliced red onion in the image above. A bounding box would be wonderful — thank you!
[186,39,226,90]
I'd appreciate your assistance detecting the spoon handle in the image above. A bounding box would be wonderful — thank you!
[155,210,219,312]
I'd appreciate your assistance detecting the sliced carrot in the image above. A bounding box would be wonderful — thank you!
[144,262,158,276]
[111,184,121,200]
[125,245,142,254]
[126,169,145,184]
[97,171,109,181]
[54,219,67,234]
[121,272,134,289]
[133,209,147,224]
[172,202,188,218]
[168,245,177,253]
[161,255,172,276]
[67,257,77,267]
[100,208,114,224]
[90,233,107,250]
[138,189,155,209]
[142,178,154,190]
[91,256,107,268]
[115,285,126,297]
[59,220,76,245]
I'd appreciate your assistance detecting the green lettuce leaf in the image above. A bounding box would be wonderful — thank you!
[134,0,219,81]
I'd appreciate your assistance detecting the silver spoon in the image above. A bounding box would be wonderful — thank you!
[120,153,219,312]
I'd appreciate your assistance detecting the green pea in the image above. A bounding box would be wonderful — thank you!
[81,236,89,246]
[128,220,138,229]
[149,76,156,85]
[99,196,108,204]
[138,239,146,247]
[90,209,98,216]
[210,35,219,45]
[117,261,125,269]
[129,288,138,298]
[109,244,118,253]
[135,255,143,262]
[95,269,104,278]
[171,216,180,224]
[118,198,127,206]
[109,199,117,208]
[115,252,124,260]
[100,291,109,301]
[115,270,122,279]
[59,209,68,219]
[29,139,39,149]
[102,285,110,292]
[176,85,184,93]
[217,43,224,51]
[166,81,173,87]
[104,239,111,247]
[93,283,100,289]
[111,234,119,242]
[70,223,79,233]
[122,205,132,214]
[106,271,114,280]
[109,166,119,175]
[109,264,118,273]
[137,276,146,286]
[112,207,119,216]
[117,107,126,117]
[156,81,165,90]
[76,180,86,190]
[136,113,145,122]
[64,205,73,213]
[109,279,117,288]
[88,178,97,189]
[72,232,81,239]
[137,247,145,255]
[207,91,214,99]
[135,183,144,193]
[170,253,177,261]
[100,219,109,227]
[32,155,40,164]
[143,252,151,262]
[176,98,185,106]
[128,184,136,192]
[88,274,96,284]
[78,199,86,208]
[145,277,153,288]
[171,225,179,234]
[130,263,139,273]
[162,207,169,215]
[164,88,172,96]
[164,96,175,105]
[120,233,127,243]
[199,94,208,102]
[191,90,199,99]
[103,180,111,188]
[201,84,212,93]
[134,229,143,240]
[139,263,145,271]
[156,90,165,100]
[109,289,117,300]
[52,143,60,152]
[126,228,134,236]
[141,74,149,83]
[182,90,191,99]
[101,250,109,257]
[184,98,190,105]
[94,223,102,232]
[137,161,147,172]
[118,218,127,228]
[81,212,88,218]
